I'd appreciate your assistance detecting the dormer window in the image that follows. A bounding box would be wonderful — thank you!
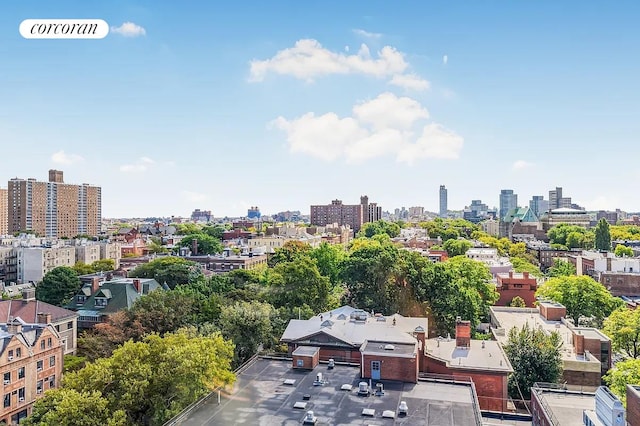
[94,297,108,307]
[76,295,86,305]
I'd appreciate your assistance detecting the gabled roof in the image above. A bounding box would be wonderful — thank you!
[0,300,78,324]
[69,278,165,315]
[505,207,539,223]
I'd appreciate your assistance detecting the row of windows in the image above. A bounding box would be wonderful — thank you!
[3,356,55,383]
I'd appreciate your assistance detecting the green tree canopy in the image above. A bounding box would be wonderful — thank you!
[179,233,223,255]
[503,323,563,399]
[610,225,640,241]
[358,220,401,238]
[420,218,478,241]
[604,358,640,406]
[268,240,312,267]
[24,389,127,426]
[442,238,472,257]
[269,257,331,312]
[309,242,346,285]
[614,244,634,257]
[201,224,227,240]
[595,218,612,251]
[511,257,542,277]
[219,301,276,365]
[36,266,81,306]
[547,259,576,277]
[65,331,235,425]
[174,223,201,235]
[603,308,640,359]
[547,224,589,247]
[129,257,202,289]
[509,296,526,308]
[536,275,624,326]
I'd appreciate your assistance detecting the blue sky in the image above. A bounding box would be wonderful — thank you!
[1,1,639,218]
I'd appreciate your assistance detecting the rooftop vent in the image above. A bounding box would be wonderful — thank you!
[382,410,396,419]
[321,320,334,327]
[384,344,395,351]
[303,411,317,425]
[361,408,375,417]
[358,382,370,396]
[398,401,408,415]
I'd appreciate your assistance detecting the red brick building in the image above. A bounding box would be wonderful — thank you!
[495,271,538,307]
[627,385,640,426]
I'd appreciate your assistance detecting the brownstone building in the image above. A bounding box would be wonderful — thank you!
[495,271,538,307]
[0,318,64,425]
[8,170,101,238]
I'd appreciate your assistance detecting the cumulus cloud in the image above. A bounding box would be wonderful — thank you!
[389,73,431,91]
[111,22,146,37]
[119,157,155,173]
[51,150,84,165]
[271,92,463,164]
[443,55,448,65]
[512,160,533,171]
[249,39,408,82]
[352,29,382,39]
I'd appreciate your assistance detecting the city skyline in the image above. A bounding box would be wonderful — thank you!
[3,2,640,217]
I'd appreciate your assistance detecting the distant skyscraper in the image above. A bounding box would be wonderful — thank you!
[439,185,448,217]
[499,189,518,220]
[8,170,101,238]
[529,196,549,217]
[247,206,261,219]
[549,187,563,210]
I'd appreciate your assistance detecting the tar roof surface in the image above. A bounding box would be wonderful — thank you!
[535,390,595,426]
[177,358,481,426]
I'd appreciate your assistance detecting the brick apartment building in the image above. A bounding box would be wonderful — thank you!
[495,271,538,307]
[0,188,7,236]
[0,318,64,425]
[8,170,101,238]
[310,196,380,233]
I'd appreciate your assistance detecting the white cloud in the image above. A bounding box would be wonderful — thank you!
[111,22,146,37]
[585,196,620,211]
[181,191,209,202]
[443,55,448,65]
[51,150,84,165]
[352,92,429,130]
[512,160,533,170]
[119,157,155,173]
[271,92,463,164]
[352,29,382,40]
[249,39,408,82]
[389,73,431,91]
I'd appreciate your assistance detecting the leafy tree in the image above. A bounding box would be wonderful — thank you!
[63,355,87,373]
[36,266,82,306]
[358,220,401,238]
[129,257,202,289]
[129,290,199,335]
[610,225,640,241]
[547,224,589,247]
[509,296,526,308]
[72,262,95,276]
[566,231,584,249]
[341,238,401,313]
[420,218,477,241]
[511,257,541,277]
[603,308,640,359]
[201,224,226,240]
[174,223,201,235]
[309,242,345,285]
[614,244,634,257]
[269,258,330,312]
[536,275,624,326]
[411,257,498,335]
[547,259,576,277]
[219,301,276,365]
[179,233,223,255]
[268,241,312,267]
[595,218,612,251]
[605,358,640,405]
[146,238,168,255]
[24,389,127,426]
[65,331,235,425]
[503,323,562,399]
[443,238,472,257]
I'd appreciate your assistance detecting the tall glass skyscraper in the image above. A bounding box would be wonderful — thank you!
[439,185,447,217]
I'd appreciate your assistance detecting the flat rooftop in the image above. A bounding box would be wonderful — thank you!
[174,358,483,426]
[425,339,513,373]
[533,389,595,426]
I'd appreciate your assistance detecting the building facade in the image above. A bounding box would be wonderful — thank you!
[439,185,447,217]
[0,189,7,237]
[310,196,380,233]
[8,170,101,238]
[0,318,64,425]
[498,190,517,221]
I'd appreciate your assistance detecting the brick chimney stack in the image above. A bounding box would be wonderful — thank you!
[36,312,52,325]
[132,279,141,294]
[455,317,471,348]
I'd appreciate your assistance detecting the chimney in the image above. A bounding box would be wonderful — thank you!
[455,317,471,348]
[192,239,198,256]
[91,277,101,294]
[21,288,36,301]
[509,271,513,278]
[7,320,22,335]
[523,271,529,279]
[132,279,141,294]
[36,312,52,325]
[574,332,585,356]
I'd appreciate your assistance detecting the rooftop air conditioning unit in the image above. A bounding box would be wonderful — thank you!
[302,411,317,425]
[3,380,9,385]
[7,356,12,361]
[18,397,24,402]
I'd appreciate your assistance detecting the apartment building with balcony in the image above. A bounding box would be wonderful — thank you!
[16,246,75,284]
[0,318,63,425]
